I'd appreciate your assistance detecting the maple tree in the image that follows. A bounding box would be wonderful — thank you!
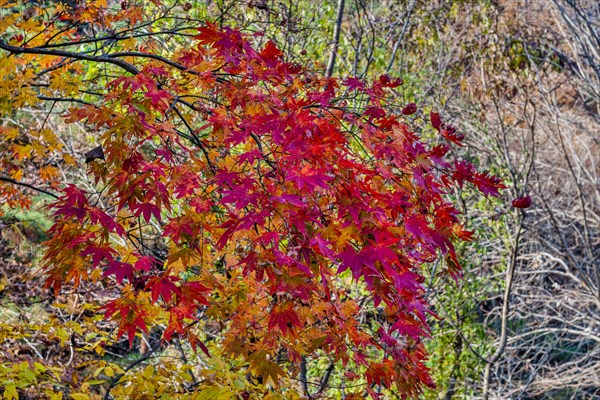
[0,1,507,398]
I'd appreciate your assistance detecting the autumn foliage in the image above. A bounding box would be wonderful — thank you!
[0,1,506,398]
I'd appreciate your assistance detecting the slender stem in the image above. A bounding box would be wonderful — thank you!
[482,214,524,399]
[386,0,416,73]
[326,0,345,78]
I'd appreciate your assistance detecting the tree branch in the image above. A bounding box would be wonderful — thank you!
[0,40,140,75]
[0,176,59,199]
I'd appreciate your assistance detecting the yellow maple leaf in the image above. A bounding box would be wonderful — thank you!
[10,168,22,181]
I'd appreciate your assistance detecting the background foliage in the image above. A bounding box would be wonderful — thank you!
[1,0,598,399]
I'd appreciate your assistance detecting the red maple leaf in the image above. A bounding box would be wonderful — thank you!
[103,261,134,284]
[268,302,303,336]
[402,103,417,115]
[88,207,126,236]
[430,111,442,131]
[260,40,283,65]
[344,77,365,92]
[179,281,211,306]
[133,202,162,223]
[195,24,223,46]
[512,195,532,208]
[81,245,116,267]
[101,299,149,347]
[146,273,181,304]
[134,256,156,272]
